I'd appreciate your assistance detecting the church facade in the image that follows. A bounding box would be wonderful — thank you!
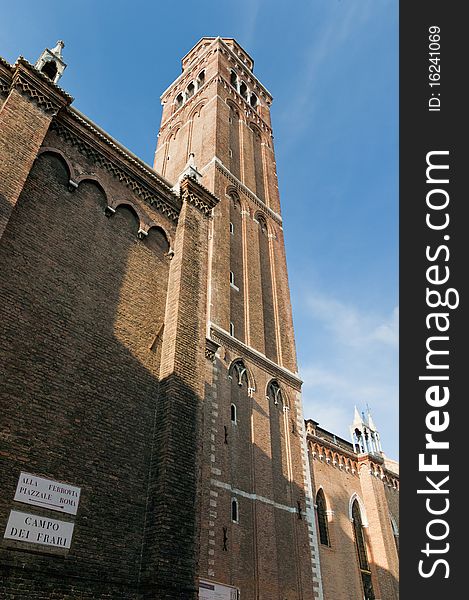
[0,38,398,599]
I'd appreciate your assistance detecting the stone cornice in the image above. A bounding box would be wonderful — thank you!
[51,109,182,222]
[12,57,73,114]
[306,431,356,461]
[0,55,12,70]
[211,158,282,226]
[307,431,399,486]
[210,323,302,391]
[180,176,219,217]
[0,56,12,94]
[205,338,220,361]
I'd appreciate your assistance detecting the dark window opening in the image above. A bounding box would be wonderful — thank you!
[297,500,302,520]
[352,500,375,600]
[230,360,248,387]
[186,82,195,98]
[267,381,282,407]
[176,93,184,109]
[230,70,238,88]
[231,499,238,522]
[316,489,330,546]
[391,517,399,553]
[197,70,205,88]
[250,93,258,108]
[41,60,58,81]
[239,82,248,102]
[231,404,237,423]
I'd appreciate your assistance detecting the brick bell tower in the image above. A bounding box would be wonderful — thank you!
[154,38,323,600]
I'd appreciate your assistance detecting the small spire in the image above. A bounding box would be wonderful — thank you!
[171,152,202,194]
[352,406,362,427]
[35,40,67,84]
[50,40,65,60]
[366,407,378,432]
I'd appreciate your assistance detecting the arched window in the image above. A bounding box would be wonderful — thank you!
[229,360,248,388]
[390,515,399,553]
[229,190,243,341]
[186,82,195,99]
[230,69,238,89]
[267,380,282,408]
[227,105,240,178]
[316,489,330,546]
[257,214,276,360]
[251,127,265,201]
[231,403,237,423]
[175,93,184,109]
[231,498,239,522]
[250,93,258,108]
[239,82,248,102]
[352,500,375,600]
[41,60,58,81]
[196,70,205,88]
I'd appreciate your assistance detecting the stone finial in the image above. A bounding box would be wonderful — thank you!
[171,152,203,195]
[50,40,65,60]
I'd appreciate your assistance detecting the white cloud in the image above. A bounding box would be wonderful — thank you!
[298,291,398,457]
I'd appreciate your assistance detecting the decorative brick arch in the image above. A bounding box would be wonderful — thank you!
[146,222,174,252]
[113,201,146,231]
[38,147,75,182]
[226,97,240,114]
[165,123,182,142]
[188,99,207,120]
[349,493,369,527]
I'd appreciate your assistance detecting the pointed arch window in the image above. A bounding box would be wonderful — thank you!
[196,69,205,88]
[267,380,282,408]
[230,360,248,388]
[316,489,330,546]
[239,81,248,102]
[175,93,184,109]
[230,69,238,89]
[186,81,195,99]
[352,500,375,600]
[390,515,399,553]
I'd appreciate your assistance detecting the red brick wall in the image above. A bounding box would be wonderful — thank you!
[0,151,171,597]
[308,437,400,600]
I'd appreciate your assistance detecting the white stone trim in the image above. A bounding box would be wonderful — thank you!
[349,492,369,527]
[296,390,324,600]
[211,479,297,514]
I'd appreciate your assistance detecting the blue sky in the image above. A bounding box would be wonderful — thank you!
[1,0,398,458]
